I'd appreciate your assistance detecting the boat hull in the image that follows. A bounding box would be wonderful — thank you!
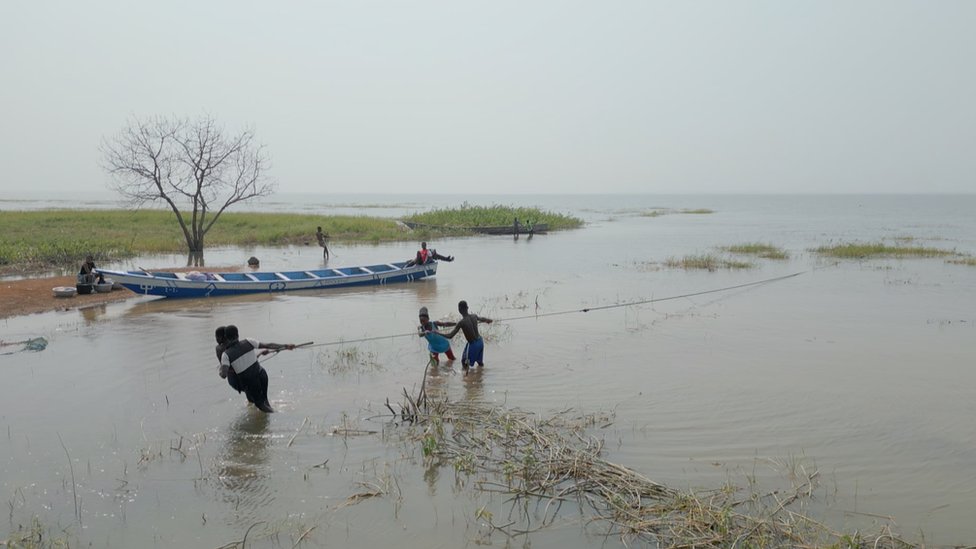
[96,261,437,299]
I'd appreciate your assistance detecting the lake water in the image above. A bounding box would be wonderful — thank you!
[2,193,975,547]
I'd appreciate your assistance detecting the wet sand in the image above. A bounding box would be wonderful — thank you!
[0,266,243,319]
[0,275,135,319]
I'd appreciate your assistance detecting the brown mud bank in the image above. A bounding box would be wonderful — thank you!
[0,266,242,320]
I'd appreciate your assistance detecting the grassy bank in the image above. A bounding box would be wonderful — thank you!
[1,205,584,274]
[0,210,405,273]
[403,204,583,230]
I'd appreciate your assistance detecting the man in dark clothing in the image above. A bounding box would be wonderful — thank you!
[215,326,244,397]
[218,325,296,413]
[78,255,106,284]
[436,300,493,370]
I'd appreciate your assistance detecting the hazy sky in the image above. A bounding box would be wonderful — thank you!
[2,1,974,194]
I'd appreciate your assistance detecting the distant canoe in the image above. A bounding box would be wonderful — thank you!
[96,260,437,299]
[402,221,547,235]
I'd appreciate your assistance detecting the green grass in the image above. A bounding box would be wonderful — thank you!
[0,210,408,272]
[813,241,956,259]
[664,254,754,271]
[403,203,583,230]
[723,243,789,260]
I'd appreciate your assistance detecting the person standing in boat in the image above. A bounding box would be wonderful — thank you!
[417,306,456,363]
[435,300,493,370]
[78,255,106,285]
[218,325,297,413]
[406,241,454,266]
[316,226,330,261]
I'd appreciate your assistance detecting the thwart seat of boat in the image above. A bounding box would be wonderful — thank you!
[130,262,407,282]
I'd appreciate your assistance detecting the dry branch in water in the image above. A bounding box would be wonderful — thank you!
[387,392,914,548]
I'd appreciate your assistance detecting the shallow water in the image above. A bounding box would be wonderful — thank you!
[2,194,975,546]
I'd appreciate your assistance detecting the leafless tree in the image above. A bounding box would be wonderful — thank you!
[101,115,275,264]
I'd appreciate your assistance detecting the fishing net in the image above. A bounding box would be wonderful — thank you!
[23,337,48,352]
[0,337,49,355]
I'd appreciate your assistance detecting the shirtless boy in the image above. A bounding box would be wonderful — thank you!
[436,300,493,369]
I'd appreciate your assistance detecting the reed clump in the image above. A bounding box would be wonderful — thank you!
[947,257,976,266]
[403,203,583,230]
[1,515,71,548]
[723,242,789,260]
[388,394,912,548]
[813,241,956,259]
[664,254,754,271]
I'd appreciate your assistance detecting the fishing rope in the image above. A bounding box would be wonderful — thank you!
[290,270,806,350]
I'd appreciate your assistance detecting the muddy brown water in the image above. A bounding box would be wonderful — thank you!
[2,194,975,546]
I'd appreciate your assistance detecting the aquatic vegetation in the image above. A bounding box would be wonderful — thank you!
[640,207,715,217]
[813,241,956,259]
[322,346,382,375]
[403,203,583,230]
[664,254,754,271]
[1,515,72,548]
[947,257,976,266]
[722,242,789,260]
[384,392,912,548]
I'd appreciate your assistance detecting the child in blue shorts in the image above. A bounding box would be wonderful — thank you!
[418,307,456,363]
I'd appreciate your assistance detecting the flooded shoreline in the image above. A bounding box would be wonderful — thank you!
[2,194,975,546]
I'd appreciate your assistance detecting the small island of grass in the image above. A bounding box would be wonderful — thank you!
[722,243,789,260]
[813,241,956,259]
[402,203,583,232]
[664,254,754,271]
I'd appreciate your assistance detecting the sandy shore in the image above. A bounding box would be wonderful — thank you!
[0,266,243,319]
[0,275,136,319]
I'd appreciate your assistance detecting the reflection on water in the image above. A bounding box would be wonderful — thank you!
[80,303,108,323]
[461,367,485,402]
[212,410,274,526]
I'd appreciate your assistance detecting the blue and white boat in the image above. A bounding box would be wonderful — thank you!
[96,261,437,298]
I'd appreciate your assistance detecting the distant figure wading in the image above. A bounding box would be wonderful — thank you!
[316,226,329,260]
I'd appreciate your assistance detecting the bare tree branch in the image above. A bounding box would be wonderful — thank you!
[100,115,276,254]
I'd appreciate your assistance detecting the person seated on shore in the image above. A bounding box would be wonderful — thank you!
[406,241,453,266]
[78,255,105,285]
